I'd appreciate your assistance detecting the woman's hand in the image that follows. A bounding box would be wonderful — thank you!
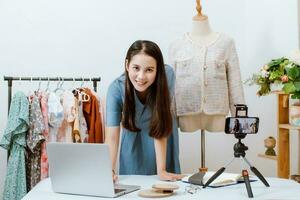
[112,170,118,183]
[105,127,121,183]
[158,170,185,181]
[154,138,185,181]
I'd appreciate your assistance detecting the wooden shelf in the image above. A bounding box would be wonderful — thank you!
[267,91,300,178]
[279,124,300,130]
[277,93,290,178]
[258,153,278,160]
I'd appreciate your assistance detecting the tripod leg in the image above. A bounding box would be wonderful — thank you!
[250,166,270,187]
[242,157,270,187]
[242,170,253,198]
[202,167,225,188]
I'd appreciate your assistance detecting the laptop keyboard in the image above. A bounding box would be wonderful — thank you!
[115,188,126,194]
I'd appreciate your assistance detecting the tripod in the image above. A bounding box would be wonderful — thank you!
[202,136,270,198]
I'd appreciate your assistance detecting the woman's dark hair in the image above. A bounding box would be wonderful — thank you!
[233,119,240,133]
[122,40,172,139]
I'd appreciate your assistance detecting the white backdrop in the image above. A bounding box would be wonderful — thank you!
[0,0,299,198]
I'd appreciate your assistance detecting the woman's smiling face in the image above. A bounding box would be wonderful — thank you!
[126,53,157,93]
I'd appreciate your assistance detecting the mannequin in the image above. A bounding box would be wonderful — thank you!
[178,2,224,172]
[168,0,245,171]
[178,4,225,133]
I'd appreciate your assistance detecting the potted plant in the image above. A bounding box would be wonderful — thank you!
[247,50,300,126]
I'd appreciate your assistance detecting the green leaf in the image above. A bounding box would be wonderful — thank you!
[269,69,284,80]
[283,82,296,93]
[287,67,300,80]
[268,57,288,69]
[291,91,300,99]
[294,82,300,91]
[257,83,271,96]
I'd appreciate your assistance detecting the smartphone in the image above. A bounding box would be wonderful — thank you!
[224,117,259,134]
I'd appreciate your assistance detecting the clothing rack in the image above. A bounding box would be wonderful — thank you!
[3,76,101,113]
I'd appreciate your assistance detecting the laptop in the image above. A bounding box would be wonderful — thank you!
[47,143,140,197]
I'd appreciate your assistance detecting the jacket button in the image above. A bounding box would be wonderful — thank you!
[204,81,208,86]
[203,65,207,70]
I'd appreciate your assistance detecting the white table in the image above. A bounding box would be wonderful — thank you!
[22,175,300,200]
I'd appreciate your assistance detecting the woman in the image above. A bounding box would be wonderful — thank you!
[231,119,241,134]
[105,40,183,181]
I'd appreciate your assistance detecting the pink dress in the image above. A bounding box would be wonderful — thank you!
[39,92,50,180]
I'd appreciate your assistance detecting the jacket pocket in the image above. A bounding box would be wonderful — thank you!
[214,60,226,80]
[175,58,193,76]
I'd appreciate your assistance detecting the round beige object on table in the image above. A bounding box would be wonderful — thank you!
[138,189,173,198]
[152,183,179,191]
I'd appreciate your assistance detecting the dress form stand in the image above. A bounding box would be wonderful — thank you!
[185,131,207,184]
[192,0,206,172]
[200,129,207,171]
[195,0,208,174]
[189,0,221,172]
[193,0,207,21]
[186,0,226,185]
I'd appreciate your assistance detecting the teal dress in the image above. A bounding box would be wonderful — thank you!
[106,65,181,175]
[0,92,29,200]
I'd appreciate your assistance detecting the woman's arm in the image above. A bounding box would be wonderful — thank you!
[105,126,120,181]
[154,137,185,181]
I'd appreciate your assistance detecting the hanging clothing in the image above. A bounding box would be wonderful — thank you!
[72,90,89,142]
[38,91,50,179]
[78,98,88,142]
[168,33,245,117]
[57,91,76,143]
[99,98,105,138]
[47,92,64,142]
[72,98,86,143]
[90,89,106,139]
[0,92,29,200]
[26,94,45,191]
[82,88,104,143]
[106,65,181,175]
[72,98,81,142]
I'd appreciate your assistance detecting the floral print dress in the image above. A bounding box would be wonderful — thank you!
[0,92,29,200]
[26,94,45,191]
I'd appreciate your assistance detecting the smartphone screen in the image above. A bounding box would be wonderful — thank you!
[225,117,259,134]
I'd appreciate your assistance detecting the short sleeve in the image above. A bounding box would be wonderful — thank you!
[165,65,176,114]
[105,80,123,127]
[165,65,175,97]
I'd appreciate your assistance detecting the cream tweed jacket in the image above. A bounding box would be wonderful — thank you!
[168,33,245,116]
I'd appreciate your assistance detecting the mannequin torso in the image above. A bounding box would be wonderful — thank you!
[178,114,225,132]
[179,17,224,133]
[188,18,219,46]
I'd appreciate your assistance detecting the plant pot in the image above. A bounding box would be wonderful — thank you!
[270,83,284,92]
[289,101,300,126]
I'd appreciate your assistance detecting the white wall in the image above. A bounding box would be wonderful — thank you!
[0,0,299,198]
